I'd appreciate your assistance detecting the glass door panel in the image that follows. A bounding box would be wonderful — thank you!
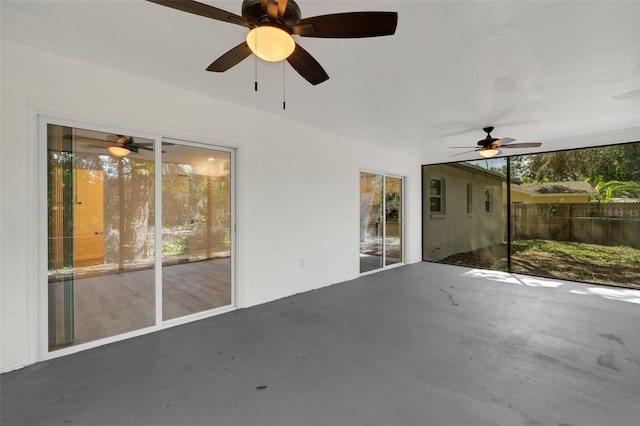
[360,172,404,273]
[360,173,384,272]
[47,125,155,351]
[161,143,232,320]
[385,176,402,266]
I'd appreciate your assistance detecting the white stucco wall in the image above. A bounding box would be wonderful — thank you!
[0,40,422,372]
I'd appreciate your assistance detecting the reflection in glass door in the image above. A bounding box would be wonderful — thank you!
[161,143,232,320]
[47,125,156,350]
[385,176,403,266]
[360,173,383,272]
[359,172,403,273]
[46,122,235,354]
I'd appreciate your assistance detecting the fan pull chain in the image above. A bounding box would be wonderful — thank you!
[254,54,258,91]
[254,31,258,91]
[282,60,286,110]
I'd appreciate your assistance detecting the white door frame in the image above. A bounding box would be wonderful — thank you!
[359,170,406,275]
[36,113,237,362]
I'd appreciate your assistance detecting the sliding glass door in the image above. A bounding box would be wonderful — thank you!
[45,122,234,353]
[359,172,403,273]
[161,143,232,320]
[384,176,403,267]
[47,125,156,349]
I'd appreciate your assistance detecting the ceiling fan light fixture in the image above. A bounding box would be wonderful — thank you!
[108,146,131,158]
[479,147,500,159]
[246,26,295,62]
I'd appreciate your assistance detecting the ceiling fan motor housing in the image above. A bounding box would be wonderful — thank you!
[242,0,301,25]
[478,126,499,147]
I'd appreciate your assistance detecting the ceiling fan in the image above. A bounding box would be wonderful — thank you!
[104,135,153,157]
[67,134,171,158]
[451,127,542,158]
[146,0,398,85]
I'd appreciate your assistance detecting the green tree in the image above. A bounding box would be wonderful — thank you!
[594,180,640,202]
[510,142,640,183]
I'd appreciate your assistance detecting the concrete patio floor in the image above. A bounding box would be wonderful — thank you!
[2,262,639,425]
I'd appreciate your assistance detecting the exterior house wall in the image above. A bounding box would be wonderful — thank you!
[423,165,504,261]
[0,40,423,372]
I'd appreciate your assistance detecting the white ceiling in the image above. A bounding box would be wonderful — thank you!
[2,0,639,163]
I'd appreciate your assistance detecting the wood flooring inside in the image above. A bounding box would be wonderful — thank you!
[58,258,231,349]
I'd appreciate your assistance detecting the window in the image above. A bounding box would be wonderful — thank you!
[485,187,493,213]
[467,183,473,214]
[430,178,445,214]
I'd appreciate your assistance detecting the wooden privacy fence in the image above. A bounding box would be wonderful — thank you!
[510,203,640,249]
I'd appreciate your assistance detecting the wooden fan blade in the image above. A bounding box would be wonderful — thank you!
[295,12,397,38]
[286,44,329,85]
[69,135,108,144]
[451,149,479,157]
[497,137,516,145]
[128,142,172,149]
[131,146,154,151]
[502,142,542,148]
[146,0,252,28]
[206,42,252,72]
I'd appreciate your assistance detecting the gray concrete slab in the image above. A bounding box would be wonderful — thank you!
[2,262,639,426]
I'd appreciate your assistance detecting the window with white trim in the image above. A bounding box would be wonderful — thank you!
[484,187,493,213]
[430,178,445,214]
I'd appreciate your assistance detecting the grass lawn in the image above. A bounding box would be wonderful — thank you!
[441,239,640,289]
